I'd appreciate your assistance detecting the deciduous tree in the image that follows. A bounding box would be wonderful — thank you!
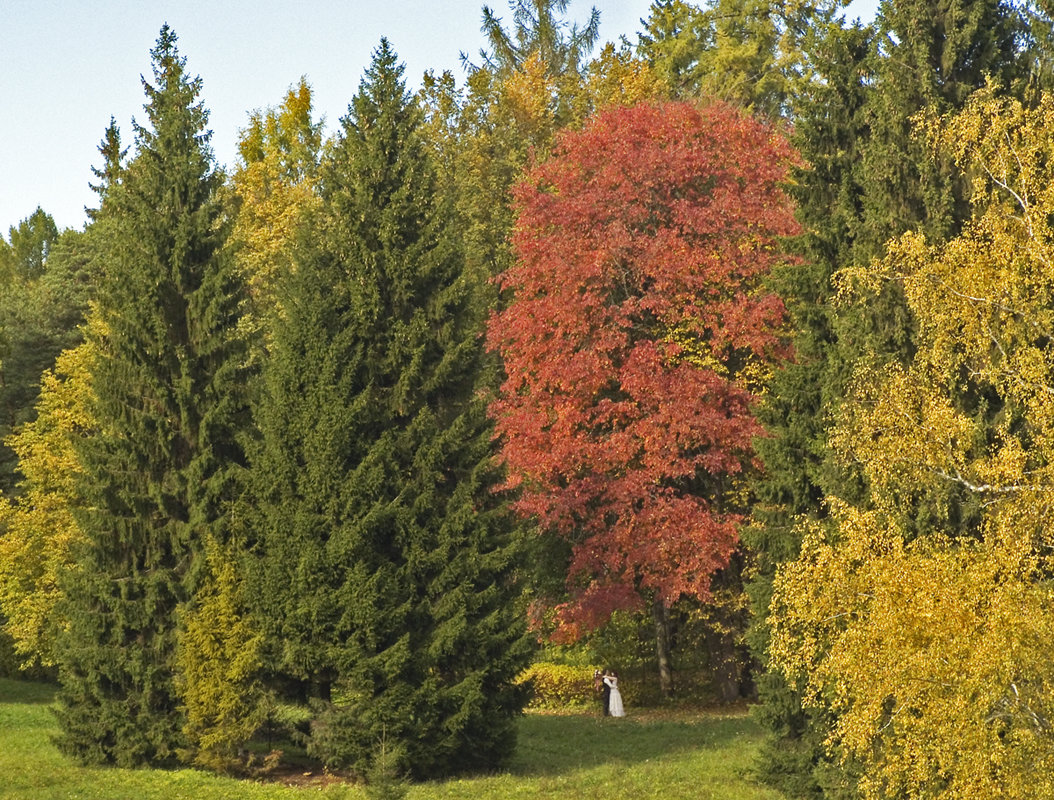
[770,87,1054,800]
[488,100,798,694]
[0,211,95,497]
[230,77,322,346]
[0,337,94,668]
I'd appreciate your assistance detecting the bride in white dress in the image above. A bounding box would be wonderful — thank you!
[604,671,625,717]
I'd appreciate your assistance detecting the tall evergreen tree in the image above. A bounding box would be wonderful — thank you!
[54,26,253,766]
[636,0,712,98]
[252,39,531,781]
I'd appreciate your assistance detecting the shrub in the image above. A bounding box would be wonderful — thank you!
[517,663,596,710]
[519,662,723,711]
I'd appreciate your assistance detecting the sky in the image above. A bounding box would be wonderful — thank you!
[2,0,878,236]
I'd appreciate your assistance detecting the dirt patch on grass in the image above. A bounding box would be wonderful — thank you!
[259,763,355,789]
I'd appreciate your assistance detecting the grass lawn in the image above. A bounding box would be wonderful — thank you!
[0,679,787,800]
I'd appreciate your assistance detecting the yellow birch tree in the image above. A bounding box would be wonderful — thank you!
[770,87,1054,799]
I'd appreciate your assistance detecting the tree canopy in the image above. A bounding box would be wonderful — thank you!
[770,86,1054,800]
[489,100,798,637]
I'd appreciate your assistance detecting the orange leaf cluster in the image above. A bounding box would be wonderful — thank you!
[488,100,799,635]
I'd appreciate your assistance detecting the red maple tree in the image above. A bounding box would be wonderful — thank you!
[488,100,800,640]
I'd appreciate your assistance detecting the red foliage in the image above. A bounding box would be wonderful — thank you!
[488,100,800,638]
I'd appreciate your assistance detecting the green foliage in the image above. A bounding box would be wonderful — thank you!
[3,207,58,278]
[252,39,532,781]
[0,222,96,496]
[697,0,787,116]
[54,25,254,767]
[636,0,825,117]
[743,20,874,800]
[0,679,313,799]
[86,117,128,221]
[852,0,1027,265]
[364,734,409,800]
[636,0,711,98]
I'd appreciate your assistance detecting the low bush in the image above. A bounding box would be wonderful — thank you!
[517,662,595,710]
[519,662,724,711]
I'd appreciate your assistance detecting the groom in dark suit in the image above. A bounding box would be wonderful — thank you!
[594,669,610,716]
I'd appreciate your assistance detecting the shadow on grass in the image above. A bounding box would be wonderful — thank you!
[507,709,762,778]
[0,677,57,705]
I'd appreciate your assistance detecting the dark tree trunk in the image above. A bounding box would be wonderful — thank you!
[703,620,744,703]
[652,599,673,697]
[704,556,748,703]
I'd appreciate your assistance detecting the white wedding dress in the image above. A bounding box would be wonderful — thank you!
[604,676,625,717]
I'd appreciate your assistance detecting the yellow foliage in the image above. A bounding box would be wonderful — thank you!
[770,88,1054,799]
[502,52,559,133]
[772,506,1054,800]
[230,79,321,340]
[585,44,669,110]
[516,662,595,709]
[0,335,95,667]
[177,530,268,772]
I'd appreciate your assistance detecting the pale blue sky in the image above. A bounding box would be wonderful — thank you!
[2,0,877,235]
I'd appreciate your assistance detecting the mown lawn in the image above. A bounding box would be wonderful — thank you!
[0,679,786,800]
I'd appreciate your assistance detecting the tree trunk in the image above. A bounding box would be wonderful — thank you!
[703,621,744,703]
[703,555,748,703]
[652,599,673,697]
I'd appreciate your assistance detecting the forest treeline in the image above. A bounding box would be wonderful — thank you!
[2,0,1054,797]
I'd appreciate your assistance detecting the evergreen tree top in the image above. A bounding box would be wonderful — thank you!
[87,118,127,220]
[472,0,600,77]
[327,38,433,232]
[345,38,414,133]
[133,25,214,171]
[871,0,1025,107]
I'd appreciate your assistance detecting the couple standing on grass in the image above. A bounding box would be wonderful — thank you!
[593,669,625,718]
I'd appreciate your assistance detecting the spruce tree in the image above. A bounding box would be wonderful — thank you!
[855,0,1025,262]
[86,117,127,222]
[55,26,252,766]
[636,0,712,98]
[252,39,531,781]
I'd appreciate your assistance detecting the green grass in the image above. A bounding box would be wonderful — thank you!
[0,679,786,800]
